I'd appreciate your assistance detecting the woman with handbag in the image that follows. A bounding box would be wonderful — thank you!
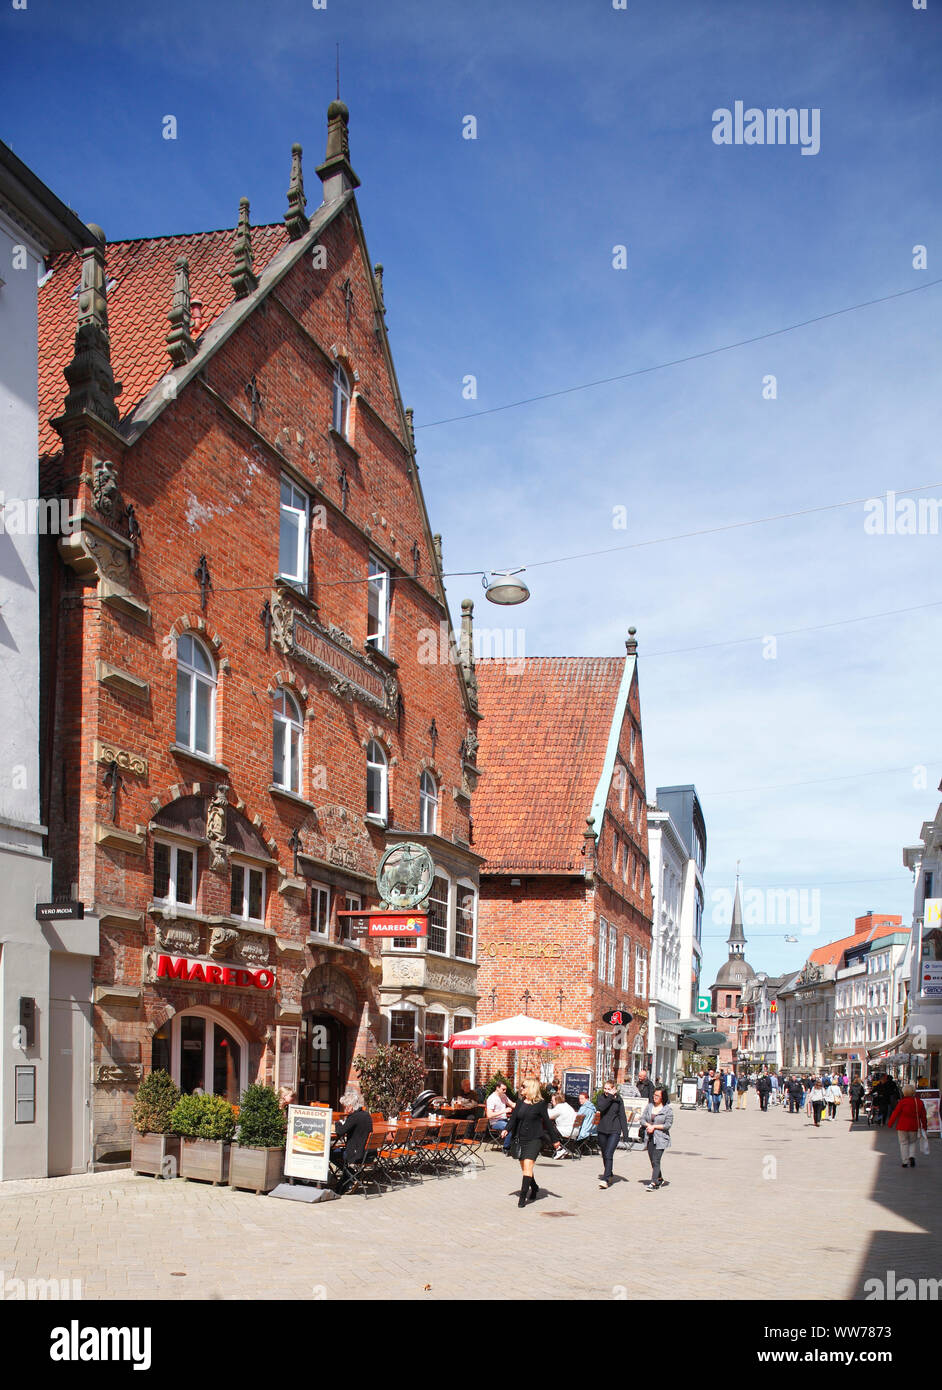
[887,1085,928,1167]
[596,1080,631,1187]
[503,1078,561,1206]
[807,1079,826,1127]
[641,1086,674,1190]
[824,1080,842,1120]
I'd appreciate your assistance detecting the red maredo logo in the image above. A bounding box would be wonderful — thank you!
[156,954,275,991]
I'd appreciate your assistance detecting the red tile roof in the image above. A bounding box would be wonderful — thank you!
[474,657,624,872]
[38,223,289,457]
[809,920,908,969]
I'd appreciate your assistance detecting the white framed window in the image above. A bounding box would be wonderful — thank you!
[389,1005,417,1049]
[618,765,626,810]
[622,844,629,883]
[153,841,197,908]
[175,633,216,757]
[427,875,450,955]
[367,555,389,653]
[310,883,331,936]
[598,918,608,981]
[452,1014,474,1091]
[607,921,617,986]
[279,476,309,584]
[272,688,303,793]
[425,1009,447,1096]
[622,934,631,992]
[230,861,265,923]
[635,945,648,999]
[420,771,438,835]
[456,884,476,961]
[612,832,619,874]
[340,892,361,944]
[366,740,388,821]
[332,362,350,437]
[630,722,637,763]
[595,1032,606,1085]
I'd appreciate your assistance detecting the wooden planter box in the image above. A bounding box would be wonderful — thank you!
[229,1145,285,1195]
[131,1132,181,1178]
[179,1138,231,1185]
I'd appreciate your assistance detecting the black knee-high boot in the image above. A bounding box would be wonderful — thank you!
[526,1176,539,1202]
[518,1177,530,1207]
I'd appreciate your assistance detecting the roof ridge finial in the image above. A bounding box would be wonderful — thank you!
[316,98,361,202]
[285,144,310,241]
[166,255,197,366]
[625,626,638,656]
[230,197,258,300]
[52,224,123,434]
[460,599,478,710]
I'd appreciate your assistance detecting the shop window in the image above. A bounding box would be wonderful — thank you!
[452,1014,473,1092]
[425,1011,446,1096]
[279,475,309,585]
[366,739,388,821]
[231,862,265,923]
[175,633,216,757]
[272,688,303,794]
[427,875,449,955]
[419,771,438,835]
[455,887,475,961]
[367,556,389,654]
[153,841,196,908]
[310,883,330,936]
[332,362,350,437]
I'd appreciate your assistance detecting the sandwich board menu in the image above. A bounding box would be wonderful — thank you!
[917,1089,940,1137]
[284,1104,331,1183]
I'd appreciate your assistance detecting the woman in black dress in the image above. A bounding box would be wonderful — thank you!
[504,1078,561,1206]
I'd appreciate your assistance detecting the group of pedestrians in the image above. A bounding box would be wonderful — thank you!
[499,1074,674,1205]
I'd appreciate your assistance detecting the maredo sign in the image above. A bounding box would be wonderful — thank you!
[156,953,275,991]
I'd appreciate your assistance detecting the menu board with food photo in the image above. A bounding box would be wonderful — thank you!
[284,1104,332,1183]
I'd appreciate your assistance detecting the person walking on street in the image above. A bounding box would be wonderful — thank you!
[756,1073,772,1112]
[723,1068,736,1111]
[825,1080,842,1121]
[641,1086,674,1190]
[504,1078,561,1206]
[785,1076,802,1114]
[699,1071,710,1108]
[711,1070,723,1113]
[735,1073,749,1110]
[636,1070,655,1102]
[808,1079,826,1127]
[887,1085,928,1168]
[596,1080,631,1188]
[849,1077,865,1123]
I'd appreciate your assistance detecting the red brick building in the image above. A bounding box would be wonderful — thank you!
[38,103,483,1165]
[472,637,653,1093]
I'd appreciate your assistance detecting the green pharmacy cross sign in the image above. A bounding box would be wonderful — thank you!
[696,994,711,1013]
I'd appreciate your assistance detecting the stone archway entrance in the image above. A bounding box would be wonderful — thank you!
[299,964,362,1109]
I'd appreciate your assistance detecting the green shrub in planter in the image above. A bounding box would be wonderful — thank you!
[170,1093,236,1141]
[484,1071,517,1101]
[131,1070,180,1135]
[235,1085,287,1149]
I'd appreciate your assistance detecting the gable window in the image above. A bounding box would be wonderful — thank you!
[618,765,626,811]
[622,934,631,992]
[310,883,331,937]
[630,723,637,763]
[635,945,648,999]
[231,862,265,923]
[175,634,216,757]
[427,875,450,955]
[622,844,629,883]
[367,555,389,653]
[279,476,309,584]
[598,918,608,981]
[611,833,619,874]
[419,771,439,835]
[273,689,303,793]
[332,362,350,437]
[153,841,196,908]
[607,921,617,986]
[366,740,388,822]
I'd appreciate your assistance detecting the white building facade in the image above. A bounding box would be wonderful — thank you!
[902,802,942,1088]
[646,806,685,1089]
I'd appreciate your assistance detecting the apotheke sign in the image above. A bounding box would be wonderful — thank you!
[155,953,275,991]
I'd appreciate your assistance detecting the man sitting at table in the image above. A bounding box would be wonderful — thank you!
[453,1077,485,1106]
[331,1091,372,1195]
[486,1081,515,1150]
[574,1091,597,1140]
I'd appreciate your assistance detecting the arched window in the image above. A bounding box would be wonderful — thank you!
[175,634,216,757]
[419,771,438,835]
[273,688,303,793]
[150,1006,249,1102]
[332,362,350,437]
[366,740,388,821]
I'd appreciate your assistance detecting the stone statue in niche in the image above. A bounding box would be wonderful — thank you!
[91,457,119,518]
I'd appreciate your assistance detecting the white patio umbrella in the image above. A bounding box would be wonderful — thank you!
[447,1014,591,1090]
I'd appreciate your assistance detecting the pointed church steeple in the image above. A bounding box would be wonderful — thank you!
[728,869,746,956]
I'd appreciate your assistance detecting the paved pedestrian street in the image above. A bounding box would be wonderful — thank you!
[0,1104,937,1303]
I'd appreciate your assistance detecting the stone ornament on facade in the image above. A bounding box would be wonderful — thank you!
[270,591,296,656]
[387,957,424,985]
[155,920,201,955]
[95,740,147,778]
[91,457,119,517]
[96,1064,143,1087]
[208,926,240,958]
[301,803,376,878]
[206,786,229,871]
[376,841,435,910]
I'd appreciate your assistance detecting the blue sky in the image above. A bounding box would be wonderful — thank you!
[3,0,941,988]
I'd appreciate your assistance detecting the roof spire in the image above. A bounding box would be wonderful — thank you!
[728,869,746,953]
[316,99,360,202]
[52,224,123,434]
[166,256,197,366]
[284,143,309,241]
[230,197,258,300]
[625,626,638,656]
[459,599,479,711]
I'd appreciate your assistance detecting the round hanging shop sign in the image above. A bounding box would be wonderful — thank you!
[376,841,435,910]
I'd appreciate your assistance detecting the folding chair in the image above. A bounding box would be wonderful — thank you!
[343,1131,387,1198]
[380,1124,419,1185]
[453,1116,489,1171]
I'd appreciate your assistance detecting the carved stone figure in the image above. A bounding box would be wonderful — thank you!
[92,458,119,517]
[238,937,269,965]
[207,786,229,871]
[271,593,295,655]
[155,921,201,955]
[209,926,240,958]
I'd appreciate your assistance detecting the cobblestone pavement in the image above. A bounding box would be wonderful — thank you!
[0,1103,938,1301]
